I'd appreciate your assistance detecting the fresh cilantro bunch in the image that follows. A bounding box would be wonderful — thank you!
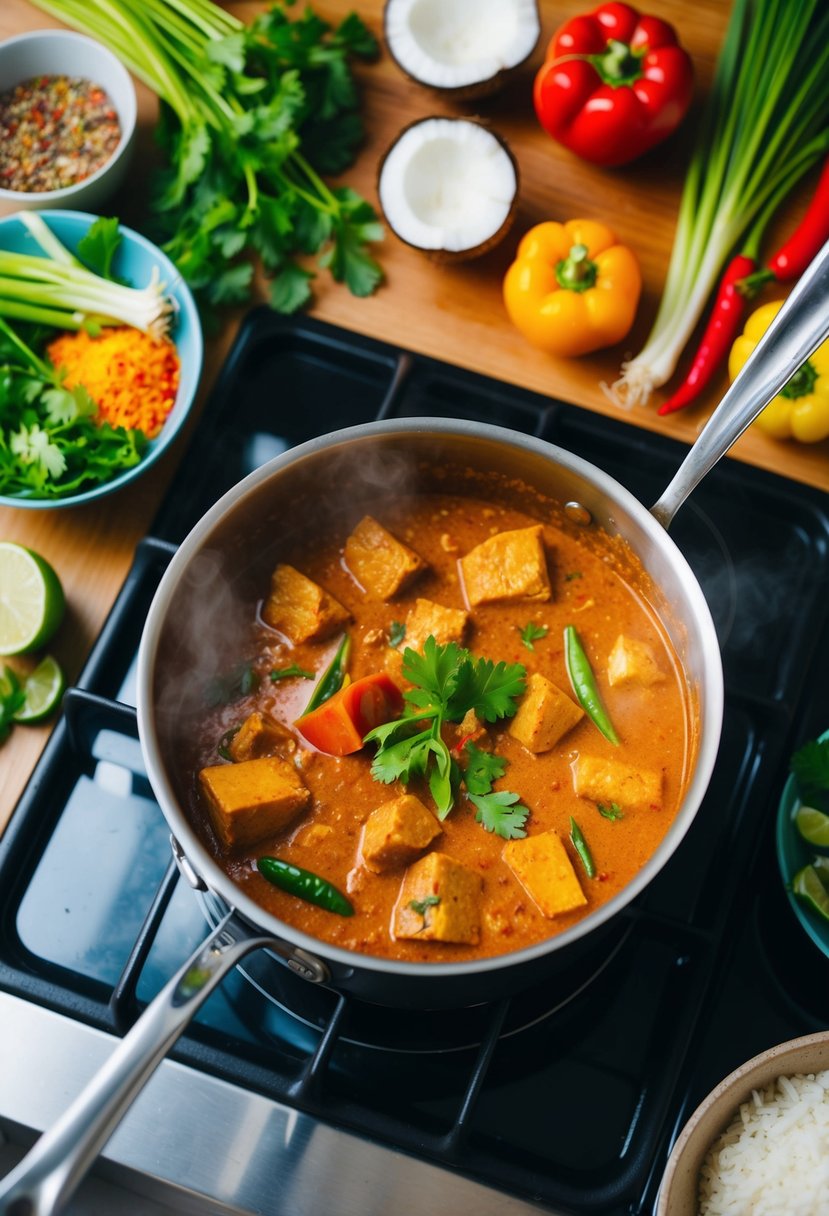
[365,638,530,839]
[34,0,384,317]
[0,319,145,500]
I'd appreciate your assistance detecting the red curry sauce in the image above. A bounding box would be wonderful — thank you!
[184,492,693,963]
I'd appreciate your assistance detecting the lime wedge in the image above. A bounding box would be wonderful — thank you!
[0,542,65,656]
[794,805,829,850]
[13,655,65,724]
[812,856,829,884]
[792,865,829,922]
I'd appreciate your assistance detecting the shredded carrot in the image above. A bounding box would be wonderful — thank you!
[46,326,180,438]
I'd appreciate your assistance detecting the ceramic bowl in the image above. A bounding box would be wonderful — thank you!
[657,1030,829,1214]
[776,727,829,960]
[0,209,202,509]
[0,29,137,211]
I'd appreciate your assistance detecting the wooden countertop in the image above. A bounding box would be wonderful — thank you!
[0,0,826,830]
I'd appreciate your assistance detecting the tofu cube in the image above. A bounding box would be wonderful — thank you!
[394,852,482,944]
[361,793,442,873]
[460,525,551,607]
[262,564,350,644]
[344,516,427,600]
[404,597,469,653]
[199,757,310,850]
[228,711,293,762]
[293,822,334,848]
[607,635,665,688]
[502,831,587,918]
[572,754,662,811]
[508,672,584,753]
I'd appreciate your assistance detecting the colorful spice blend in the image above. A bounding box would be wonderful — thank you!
[46,327,179,438]
[0,75,121,193]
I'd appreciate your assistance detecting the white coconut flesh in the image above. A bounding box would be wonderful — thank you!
[379,119,517,254]
[385,0,540,91]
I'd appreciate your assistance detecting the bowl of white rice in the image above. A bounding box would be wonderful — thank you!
[657,1031,829,1215]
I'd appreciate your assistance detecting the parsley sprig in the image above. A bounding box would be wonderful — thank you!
[365,638,528,837]
[46,0,384,318]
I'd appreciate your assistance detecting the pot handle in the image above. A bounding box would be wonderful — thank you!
[651,237,829,530]
[0,912,280,1216]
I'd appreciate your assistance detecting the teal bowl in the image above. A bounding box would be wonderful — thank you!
[0,209,203,509]
[775,727,829,960]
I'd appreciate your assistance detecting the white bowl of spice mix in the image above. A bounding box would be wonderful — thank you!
[0,29,137,211]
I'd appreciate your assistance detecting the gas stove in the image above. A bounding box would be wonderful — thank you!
[1,312,828,1215]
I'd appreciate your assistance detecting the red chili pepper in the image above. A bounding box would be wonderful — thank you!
[533,2,694,166]
[658,253,756,416]
[738,158,829,298]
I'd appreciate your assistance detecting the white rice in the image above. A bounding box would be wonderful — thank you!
[698,1069,829,1215]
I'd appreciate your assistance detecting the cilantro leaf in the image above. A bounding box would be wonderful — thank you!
[791,738,829,801]
[76,216,121,281]
[519,622,549,651]
[597,801,624,821]
[449,655,526,723]
[469,791,529,840]
[269,263,315,313]
[409,895,440,917]
[463,740,507,796]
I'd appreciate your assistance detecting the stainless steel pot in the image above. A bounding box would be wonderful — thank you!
[3,238,828,1216]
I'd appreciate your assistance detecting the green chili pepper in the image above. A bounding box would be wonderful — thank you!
[564,624,619,745]
[303,634,351,714]
[569,816,596,879]
[257,856,354,916]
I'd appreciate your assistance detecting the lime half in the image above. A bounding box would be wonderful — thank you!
[13,655,65,724]
[794,805,829,850]
[0,542,65,656]
[792,865,829,922]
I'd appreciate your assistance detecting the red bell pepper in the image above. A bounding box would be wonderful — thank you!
[533,2,694,167]
[295,672,403,756]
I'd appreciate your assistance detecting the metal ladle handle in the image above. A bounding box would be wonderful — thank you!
[651,236,829,529]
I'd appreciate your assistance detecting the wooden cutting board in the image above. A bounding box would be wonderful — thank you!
[0,0,825,827]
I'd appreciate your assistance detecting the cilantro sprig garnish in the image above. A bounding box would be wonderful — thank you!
[597,801,624,822]
[365,638,528,837]
[62,0,383,319]
[519,622,548,651]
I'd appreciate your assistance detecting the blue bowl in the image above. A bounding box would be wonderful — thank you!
[776,727,829,960]
[0,209,203,509]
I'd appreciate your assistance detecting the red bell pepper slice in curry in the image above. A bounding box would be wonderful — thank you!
[295,672,404,755]
[533,2,693,166]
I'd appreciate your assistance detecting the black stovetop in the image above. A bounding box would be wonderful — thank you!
[2,311,828,1215]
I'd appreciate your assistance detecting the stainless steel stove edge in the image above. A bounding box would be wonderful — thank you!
[0,992,551,1216]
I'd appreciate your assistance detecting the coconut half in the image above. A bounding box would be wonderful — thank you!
[378,118,518,262]
[384,0,541,99]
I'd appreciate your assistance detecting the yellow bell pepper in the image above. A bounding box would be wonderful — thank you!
[502,219,641,357]
[729,300,829,443]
